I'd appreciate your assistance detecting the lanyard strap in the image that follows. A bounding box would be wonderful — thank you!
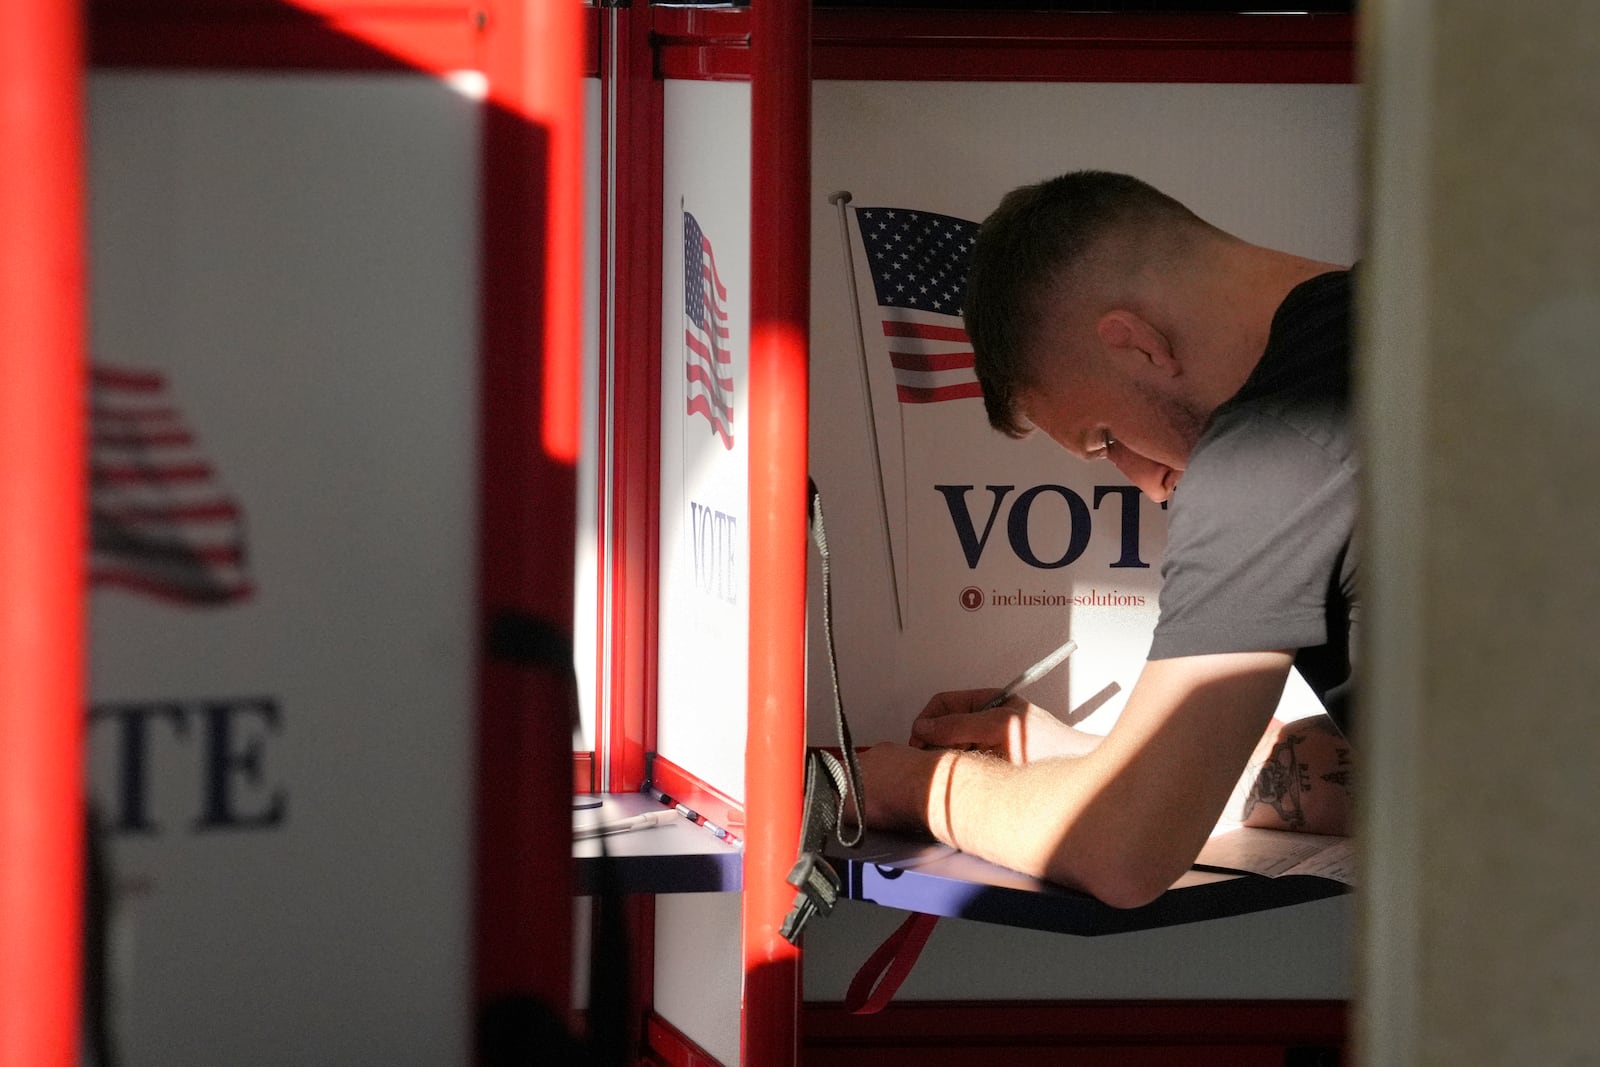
[807,478,866,843]
[780,479,866,944]
[786,479,940,1016]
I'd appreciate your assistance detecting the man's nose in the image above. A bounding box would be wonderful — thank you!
[1109,446,1171,502]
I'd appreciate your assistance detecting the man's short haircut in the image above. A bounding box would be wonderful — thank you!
[963,170,1204,437]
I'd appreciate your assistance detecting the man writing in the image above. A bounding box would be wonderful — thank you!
[856,171,1357,908]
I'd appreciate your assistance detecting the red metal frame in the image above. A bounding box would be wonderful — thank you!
[90,1,601,75]
[655,10,1354,85]
[588,19,668,1063]
[598,4,663,795]
[654,8,752,82]
[643,1009,726,1067]
[744,1,811,1063]
[470,0,584,1040]
[90,0,477,72]
[813,11,1355,82]
[0,3,87,1064]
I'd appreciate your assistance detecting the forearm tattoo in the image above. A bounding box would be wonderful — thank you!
[1240,733,1311,829]
[1321,745,1353,792]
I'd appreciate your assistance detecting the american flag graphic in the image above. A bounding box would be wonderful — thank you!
[90,364,255,605]
[854,206,982,404]
[683,211,734,450]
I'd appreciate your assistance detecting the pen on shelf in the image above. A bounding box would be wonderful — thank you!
[976,637,1079,711]
[643,785,740,845]
[681,803,737,842]
[573,810,671,840]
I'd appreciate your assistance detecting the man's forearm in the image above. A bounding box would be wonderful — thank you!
[864,651,1296,909]
[922,749,1070,870]
[918,747,1197,909]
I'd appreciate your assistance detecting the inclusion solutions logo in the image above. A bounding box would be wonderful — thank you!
[959,586,1148,612]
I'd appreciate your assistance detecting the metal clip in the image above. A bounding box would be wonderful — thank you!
[779,851,842,944]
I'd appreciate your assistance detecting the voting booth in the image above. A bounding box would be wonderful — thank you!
[2,4,1357,1066]
[587,8,1360,1066]
[7,4,589,1065]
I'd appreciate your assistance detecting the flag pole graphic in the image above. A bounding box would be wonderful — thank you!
[680,196,689,492]
[828,190,905,631]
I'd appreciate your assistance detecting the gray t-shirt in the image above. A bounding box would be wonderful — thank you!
[1147,269,1358,732]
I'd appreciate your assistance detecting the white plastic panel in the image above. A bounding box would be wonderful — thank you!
[657,79,754,803]
[654,892,744,1066]
[86,72,479,1066]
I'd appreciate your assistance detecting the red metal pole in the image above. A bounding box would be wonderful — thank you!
[0,2,86,1065]
[600,3,663,795]
[744,0,810,1063]
[472,0,583,1051]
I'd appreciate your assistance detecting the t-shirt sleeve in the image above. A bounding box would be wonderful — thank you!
[1148,410,1356,660]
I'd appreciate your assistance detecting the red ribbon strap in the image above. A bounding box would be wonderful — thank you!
[843,911,940,1015]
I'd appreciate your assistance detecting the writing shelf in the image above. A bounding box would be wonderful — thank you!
[573,793,742,895]
[829,831,1348,936]
[574,796,1347,934]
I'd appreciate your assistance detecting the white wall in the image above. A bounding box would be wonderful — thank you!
[655,893,744,1066]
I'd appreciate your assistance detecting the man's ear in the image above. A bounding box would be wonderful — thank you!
[1096,310,1178,376]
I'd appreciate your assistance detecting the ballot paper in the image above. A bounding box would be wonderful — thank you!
[1196,826,1357,887]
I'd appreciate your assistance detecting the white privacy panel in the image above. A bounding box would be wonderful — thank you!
[86,72,480,1067]
[657,79,754,803]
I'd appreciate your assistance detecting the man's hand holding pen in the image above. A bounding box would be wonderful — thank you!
[907,690,1102,765]
[854,694,1101,835]
[851,708,1101,846]
[855,634,1095,836]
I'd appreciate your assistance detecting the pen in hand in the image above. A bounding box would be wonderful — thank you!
[975,637,1079,711]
